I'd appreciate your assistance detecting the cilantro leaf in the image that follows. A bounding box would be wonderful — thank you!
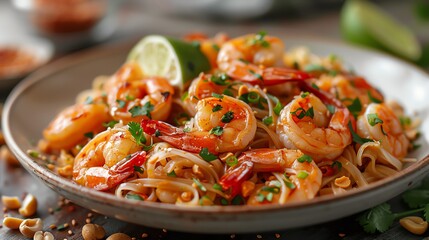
[129,102,154,119]
[199,148,217,162]
[209,126,224,136]
[348,121,373,144]
[402,189,429,208]
[425,204,429,222]
[357,203,394,233]
[128,121,146,145]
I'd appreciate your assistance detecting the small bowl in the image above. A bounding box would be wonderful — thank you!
[11,0,119,53]
[0,36,53,91]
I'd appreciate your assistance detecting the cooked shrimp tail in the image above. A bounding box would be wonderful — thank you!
[141,119,218,154]
[79,151,146,191]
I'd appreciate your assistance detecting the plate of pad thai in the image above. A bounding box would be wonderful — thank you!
[3,32,429,233]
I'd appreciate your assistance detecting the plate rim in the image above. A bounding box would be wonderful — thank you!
[3,37,429,218]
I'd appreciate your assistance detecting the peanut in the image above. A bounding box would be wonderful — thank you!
[19,193,38,217]
[399,216,428,235]
[0,145,20,166]
[19,218,43,238]
[334,176,351,189]
[1,196,21,209]
[33,231,54,240]
[82,223,106,240]
[2,216,24,229]
[106,233,132,240]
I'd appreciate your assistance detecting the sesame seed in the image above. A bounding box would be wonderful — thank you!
[85,218,91,224]
[275,233,281,238]
[49,224,56,229]
[67,230,73,236]
[87,213,93,218]
[339,233,346,237]
[230,234,235,239]
[257,234,262,239]
[131,238,136,240]
[48,208,54,214]
[162,229,167,233]
[71,219,77,226]
[142,233,148,238]
[64,199,71,205]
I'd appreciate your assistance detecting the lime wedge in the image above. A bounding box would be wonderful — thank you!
[341,0,421,61]
[127,35,211,90]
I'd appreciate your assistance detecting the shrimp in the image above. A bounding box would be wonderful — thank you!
[184,32,229,68]
[183,73,238,115]
[276,83,352,162]
[142,95,257,154]
[73,126,146,190]
[42,103,112,151]
[217,33,312,85]
[105,63,174,123]
[356,103,409,158]
[219,148,322,203]
[316,74,384,111]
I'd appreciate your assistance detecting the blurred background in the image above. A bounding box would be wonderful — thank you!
[0,0,428,89]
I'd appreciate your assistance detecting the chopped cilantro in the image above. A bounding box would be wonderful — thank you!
[129,102,154,119]
[210,73,229,85]
[116,99,126,109]
[248,69,263,80]
[209,126,224,136]
[221,111,234,123]
[348,121,373,144]
[212,92,224,99]
[331,161,342,171]
[231,195,245,205]
[128,121,146,145]
[125,95,136,101]
[304,64,328,72]
[199,148,217,162]
[212,44,220,51]
[367,91,382,103]
[346,98,362,117]
[326,104,336,114]
[399,116,412,127]
[212,104,223,112]
[103,120,119,128]
[167,170,177,177]
[291,107,314,119]
[301,92,310,98]
[84,132,94,139]
[134,166,144,173]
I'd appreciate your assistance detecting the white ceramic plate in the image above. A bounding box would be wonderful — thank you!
[3,38,429,234]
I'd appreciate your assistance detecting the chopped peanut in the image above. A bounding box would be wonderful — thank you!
[400,216,428,235]
[106,233,132,240]
[19,193,38,217]
[33,231,54,240]
[19,218,43,238]
[1,196,21,209]
[82,223,105,240]
[241,181,256,198]
[0,145,20,166]
[57,165,73,177]
[2,216,24,229]
[334,176,351,189]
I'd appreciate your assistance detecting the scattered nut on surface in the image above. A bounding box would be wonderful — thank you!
[2,216,24,229]
[399,216,428,235]
[33,231,54,240]
[19,193,38,217]
[0,145,20,166]
[82,223,106,240]
[19,218,43,238]
[1,196,21,209]
[106,232,132,240]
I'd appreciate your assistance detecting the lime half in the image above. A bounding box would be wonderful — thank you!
[127,35,211,90]
[341,0,421,61]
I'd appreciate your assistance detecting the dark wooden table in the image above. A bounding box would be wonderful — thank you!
[1,158,428,240]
